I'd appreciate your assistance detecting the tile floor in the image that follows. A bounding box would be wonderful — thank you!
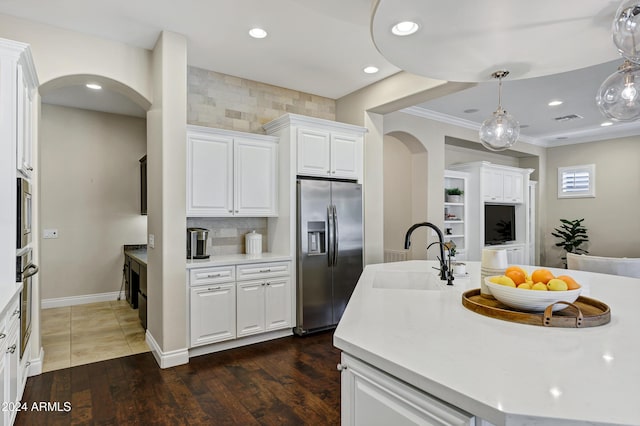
[41,300,150,372]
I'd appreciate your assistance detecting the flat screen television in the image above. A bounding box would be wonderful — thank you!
[484,204,515,245]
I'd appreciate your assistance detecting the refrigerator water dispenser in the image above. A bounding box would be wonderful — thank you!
[307,221,326,255]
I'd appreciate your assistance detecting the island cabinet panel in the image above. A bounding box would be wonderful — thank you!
[340,354,475,426]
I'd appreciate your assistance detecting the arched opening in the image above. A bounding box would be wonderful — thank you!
[38,74,151,371]
[383,131,429,261]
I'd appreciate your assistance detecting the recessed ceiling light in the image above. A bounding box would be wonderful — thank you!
[249,28,267,39]
[86,83,102,90]
[391,21,419,36]
[463,108,479,114]
[363,66,379,74]
[548,100,563,106]
[600,121,613,127]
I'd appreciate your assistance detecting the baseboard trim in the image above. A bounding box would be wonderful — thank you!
[145,330,189,369]
[188,328,293,359]
[27,346,44,377]
[41,291,123,309]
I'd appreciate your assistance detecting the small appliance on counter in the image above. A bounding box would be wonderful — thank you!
[245,230,262,255]
[187,227,210,259]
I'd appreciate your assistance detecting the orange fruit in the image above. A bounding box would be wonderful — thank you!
[556,275,581,290]
[505,265,526,276]
[531,269,555,284]
[505,269,526,285]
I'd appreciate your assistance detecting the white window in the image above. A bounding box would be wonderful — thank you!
[557,164,595,198]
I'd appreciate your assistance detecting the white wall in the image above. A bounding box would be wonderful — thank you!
[545,136,640,265]
[39,104,147,299]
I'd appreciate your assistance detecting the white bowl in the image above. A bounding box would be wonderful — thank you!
[485,277,582,312]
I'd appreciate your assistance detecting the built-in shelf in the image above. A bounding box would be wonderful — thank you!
[444,220,464,224]
[444,202,464,207]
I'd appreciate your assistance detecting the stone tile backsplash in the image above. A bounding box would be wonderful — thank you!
[187,217,268,256]
[187,66,336,133]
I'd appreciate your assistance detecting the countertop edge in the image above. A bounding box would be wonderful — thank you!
[186,253,293,268]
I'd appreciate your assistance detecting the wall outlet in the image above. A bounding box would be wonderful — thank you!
[43,229,58,239]
[148,234,155,249]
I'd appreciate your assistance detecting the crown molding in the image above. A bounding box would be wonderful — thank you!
[400,106,543,147]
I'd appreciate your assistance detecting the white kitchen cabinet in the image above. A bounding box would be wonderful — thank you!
[186,125,278,217]
[297,129,360,180]
[16,62,36,177]
[236,262,291,337]
[264,113,367,182]
[504,244,526,265]
[482,169,524,204]
[340,353,475,426]
[3,300,20,426]
[189,283,236,346]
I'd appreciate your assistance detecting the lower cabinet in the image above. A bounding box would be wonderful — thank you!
[189,261,291,348]
[190,283,236,347]
[340,353,475,426]
[3,299,20,426]
[237,276,291,337]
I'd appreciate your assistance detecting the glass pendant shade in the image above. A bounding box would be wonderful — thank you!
[479,108,520,151]
[479,70,519,151]
[596,60,640,121]
[612,0,640,63]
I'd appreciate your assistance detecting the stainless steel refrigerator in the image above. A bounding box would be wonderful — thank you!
[295,178,363,335]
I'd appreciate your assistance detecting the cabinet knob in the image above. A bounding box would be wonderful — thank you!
[27,166,34,171]
[331,171,336,174]
[207,286,221,291]
[336,363,347,372]
[266,282,270,286]
[228,210,233,213]
[7,344,16,354]
[235,210,239,213]
[327,170,331,174]
[13,309,20,317]
[0,333,5,339]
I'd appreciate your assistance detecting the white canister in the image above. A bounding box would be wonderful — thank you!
[245,230,262,255]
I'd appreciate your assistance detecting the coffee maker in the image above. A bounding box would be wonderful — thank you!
[187,227,210,259]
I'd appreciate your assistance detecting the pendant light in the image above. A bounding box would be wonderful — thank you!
[596,60,640,121]
[597,0,640,121]
[479,70,520,151]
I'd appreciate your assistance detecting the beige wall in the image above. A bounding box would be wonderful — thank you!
[545,136,640,265]
[383,135,413,252]
[445,144,520,168]
[0,14,152,102]
[39,105,147,299]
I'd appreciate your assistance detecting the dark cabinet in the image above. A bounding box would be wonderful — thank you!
[140,155,147,215]
[124,251,147,329]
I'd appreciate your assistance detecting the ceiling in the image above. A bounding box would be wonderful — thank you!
[3,0,640,145]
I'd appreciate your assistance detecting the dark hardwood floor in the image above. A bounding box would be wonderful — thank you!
[16,331,341,425]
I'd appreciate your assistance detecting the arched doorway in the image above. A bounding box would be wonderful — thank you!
[38,75,151,371]
[383,131,429,261]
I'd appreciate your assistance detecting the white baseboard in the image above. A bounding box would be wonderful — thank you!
[41,291,123,309]
[188,328,293,359]
[27,346,44,377]
[145,330,189,369]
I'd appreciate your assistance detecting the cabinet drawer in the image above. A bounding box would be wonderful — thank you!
[189,265,235,286]
[236,261,290,281]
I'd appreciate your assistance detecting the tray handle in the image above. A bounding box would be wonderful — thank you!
[543,301,584,328]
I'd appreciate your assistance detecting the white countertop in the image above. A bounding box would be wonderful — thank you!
[185,252,292,269]
[333,260,640,425]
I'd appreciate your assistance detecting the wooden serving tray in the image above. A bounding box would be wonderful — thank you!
[462,289,611,328]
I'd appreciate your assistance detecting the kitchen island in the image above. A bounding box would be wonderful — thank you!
[333,260,640,425]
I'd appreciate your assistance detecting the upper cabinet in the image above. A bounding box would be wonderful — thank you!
[264,113,367,182]
[0,39,38,179]
[482,168,524,204]
[186,126,279,217]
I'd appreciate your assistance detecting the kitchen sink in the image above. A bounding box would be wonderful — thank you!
[372,270,444,291]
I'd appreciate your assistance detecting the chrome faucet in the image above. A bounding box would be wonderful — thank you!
[404,222,454,285]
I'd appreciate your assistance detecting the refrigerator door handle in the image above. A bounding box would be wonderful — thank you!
[333,204,339,266]
[327,205,334,267]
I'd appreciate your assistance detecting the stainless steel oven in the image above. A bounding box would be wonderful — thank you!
[16,249,38,359]
[17,178,32,249]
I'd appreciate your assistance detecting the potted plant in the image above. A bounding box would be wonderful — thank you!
[445,188,463,203]
[551,218,589,268]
